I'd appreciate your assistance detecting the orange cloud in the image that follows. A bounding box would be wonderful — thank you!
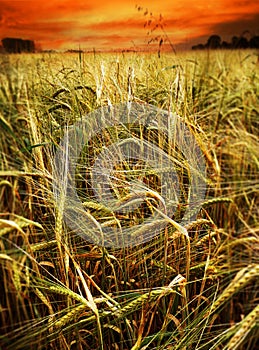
[0,0,258,51]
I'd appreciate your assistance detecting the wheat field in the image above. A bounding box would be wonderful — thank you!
[0,49,258,349]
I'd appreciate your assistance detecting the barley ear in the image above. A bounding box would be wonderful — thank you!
[225,304,259,350]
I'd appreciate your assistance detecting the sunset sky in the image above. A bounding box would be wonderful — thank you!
[0,0,258,51]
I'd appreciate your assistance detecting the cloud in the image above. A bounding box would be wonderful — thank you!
[84,18,143,31]
[0,0,94,31]
[207,13,259,36]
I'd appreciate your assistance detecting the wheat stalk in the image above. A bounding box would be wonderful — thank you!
[54,303,89,330]
[82,200,114,214]
[30,239,57,252]
[196,229,226,247]
[185,218,215,231]
[12,260,22,293]
[225,304,259,350]
[48,284,92,307]
[201,197,233,207]
[116,275,185,317]
[206,264,259,317]
[34,288,54,314]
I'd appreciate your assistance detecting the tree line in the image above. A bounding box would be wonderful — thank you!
[1,34,258,54]
[1,38,35,53]
[192,34,259,50]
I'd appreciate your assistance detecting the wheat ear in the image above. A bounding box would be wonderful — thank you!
[225,304,259,350]
[206,264,259,317]
[54,304,89,330]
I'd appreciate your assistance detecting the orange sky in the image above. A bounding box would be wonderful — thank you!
[0,0,258,51]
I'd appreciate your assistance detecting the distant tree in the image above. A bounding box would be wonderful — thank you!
[231,36,249,49]
[192,44,205,50]
[249,36,259,48]
[231,36,239,49]
[23,39,35,52]
[192,33,259,50]
[206,35,221,49]
[2,38,35,53]
[66,49,84,53]
[221,41,231,49]
[239,36,249,48]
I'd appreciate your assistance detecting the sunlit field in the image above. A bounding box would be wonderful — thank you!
[0,49,258,350]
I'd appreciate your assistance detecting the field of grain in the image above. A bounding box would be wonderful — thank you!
[0,50,258,350]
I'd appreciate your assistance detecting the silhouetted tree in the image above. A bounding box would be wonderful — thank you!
[231,36,249,48]
[231,36,250,49]
[206,35,221,49]
[192,43,205,50]
[231,36,239,49]
[238,37,249,48]
[249,36,259,48]
[2,38,35,53]
[192,34,259,50]
[221,41,231,49]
